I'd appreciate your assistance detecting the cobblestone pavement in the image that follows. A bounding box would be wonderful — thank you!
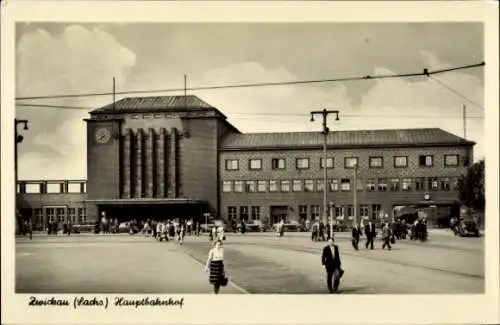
[15,231,484,294]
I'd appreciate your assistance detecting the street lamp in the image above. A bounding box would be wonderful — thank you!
[15,119,29,223]
[310,109,339,236]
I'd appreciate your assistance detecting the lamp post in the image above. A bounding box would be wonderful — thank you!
[15,119,29,226]
[353,163,359,225]
[310,109,339,234]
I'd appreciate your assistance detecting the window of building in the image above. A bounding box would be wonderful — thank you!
[320,157,334,169]
[68,183,81,193]
[311,205,321,220]
[360,205,369,219]
[452,177,461,190]
[329,179,339,192]
[245,181,256,193]
[440,177,451,191]
[394,156,408,168]
[257,181,267,192]
[225,159,239,170]
[272,158,286,170]
[68,208,77,223]
[428,177,439,190]
[56,208,65,222]
[419,155,434,167]
[378,178,388,192]
[293,180,303,192]
[304,179,314,192]
[299,205,308,221]
[26,183,41,194]
[346,205,354,219]
[366,179,376,192]
[234,181,243,193]
[222,181,232,193]
[340,178,351,191]
[415,178,425,191]
[35,208,43,225]
[296,158,310,169]
[335,206,343,218]
[356,178,364,191]
[344,157,358,169]
[402,178,412,191]
[269,180,278,192]
[371,204,381,220]
[47,208,55,223]
[249,159,262,170]
[239,206,249,221]
[444,155,459,167]
[390,178,400,192]
[316,179,324,192]
[228,206,237,220]
[280,180,290,192]
[369,157,383,168]
[251,206,260,221]
[78,208,86,223]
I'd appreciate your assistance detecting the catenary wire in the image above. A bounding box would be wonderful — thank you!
[15,61,485,101]
[428,75,484,111]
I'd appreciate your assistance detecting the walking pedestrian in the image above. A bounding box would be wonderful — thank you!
[321,237,343,293]
[204,239,228,294]
[351,222,361,250]
[364,220,376,250]
[381,222,392,250]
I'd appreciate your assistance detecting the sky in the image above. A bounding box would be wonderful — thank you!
[15,22,485,180]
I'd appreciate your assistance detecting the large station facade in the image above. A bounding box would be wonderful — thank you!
[17,95,474,228]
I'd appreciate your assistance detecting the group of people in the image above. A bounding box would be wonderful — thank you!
[310,221,336,242]
[140,219,201,244]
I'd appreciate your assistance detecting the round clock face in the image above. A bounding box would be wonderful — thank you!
[95,128,112,144]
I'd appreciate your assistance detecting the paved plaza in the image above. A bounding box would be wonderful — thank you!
[15,230,484,294]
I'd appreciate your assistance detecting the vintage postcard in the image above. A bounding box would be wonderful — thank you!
[1,1,499,324]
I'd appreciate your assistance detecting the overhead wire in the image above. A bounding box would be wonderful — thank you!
[428,75,484,111]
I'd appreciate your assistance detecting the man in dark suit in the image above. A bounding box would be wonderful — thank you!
[321,237,342,293]
[364,220,376,250]
[351,222,362,250]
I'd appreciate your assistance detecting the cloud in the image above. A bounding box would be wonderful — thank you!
[16,25,137,179]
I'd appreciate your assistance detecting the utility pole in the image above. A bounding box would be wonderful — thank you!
[463,104,467,139]
[113,77,116,111]
[310,109,340,237]
[353,163,359,225]
[15,119,29,230]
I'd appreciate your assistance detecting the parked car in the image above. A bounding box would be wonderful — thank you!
[71,221,96,234]
[238,220,267,232]
[118,222,140,234]
[456,217,480,237]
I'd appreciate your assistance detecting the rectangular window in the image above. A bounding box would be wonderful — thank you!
[419,155,434,167]
[390,178,400,192]
[371,204,381,220]
[47,208,55,223]
[360,205,369,218]
[444,155,459,167]
[335,206,343,218]
[415,177,425,191]
[225,159,239,170]
[257,180,267,192]
[402,178,412,191]
[340,178,351,191]
[293,180,303,192]
[68,183,81,193]
[68,208,77,223]
[56,208,65,222]
[296,158,310,169]
[344,157,358,169]
[35,208,43,225]
[269,180,278,192]
[366,178,376,192]
[304,179,314,192]
[346,205,354,219]
[369,157,383,168]
[234,181,243,193]
[356,178,364,191]
[316,179,324,192]
[239,206,249,221]
[440,177,451,191]
[394,156,408,168]
[329,179,339,192]
[280,180,290,192]
[245,181,256,193]
[299,205,308,220]
[428,177,439,191]
[320,157,334,169]
[25,183,40,194]
[222,181,232,193]
[271,158,286,170]
[251,206,260,221]
[228,206,237,220]
[378,178,388,192]
[311,205,321,220]
[249,159,262,170]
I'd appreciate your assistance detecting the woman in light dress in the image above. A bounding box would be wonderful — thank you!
[204,239,227,294]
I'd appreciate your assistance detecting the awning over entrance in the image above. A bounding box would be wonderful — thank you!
[85,198,205,205]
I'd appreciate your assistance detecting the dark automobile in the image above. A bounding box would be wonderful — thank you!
[456,218,480,237]
[71,221,96,234]
[238,220,267,232]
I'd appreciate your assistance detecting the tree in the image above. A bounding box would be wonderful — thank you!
[458,159,485,211]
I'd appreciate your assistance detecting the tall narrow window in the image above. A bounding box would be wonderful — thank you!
[402,178,412,191]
